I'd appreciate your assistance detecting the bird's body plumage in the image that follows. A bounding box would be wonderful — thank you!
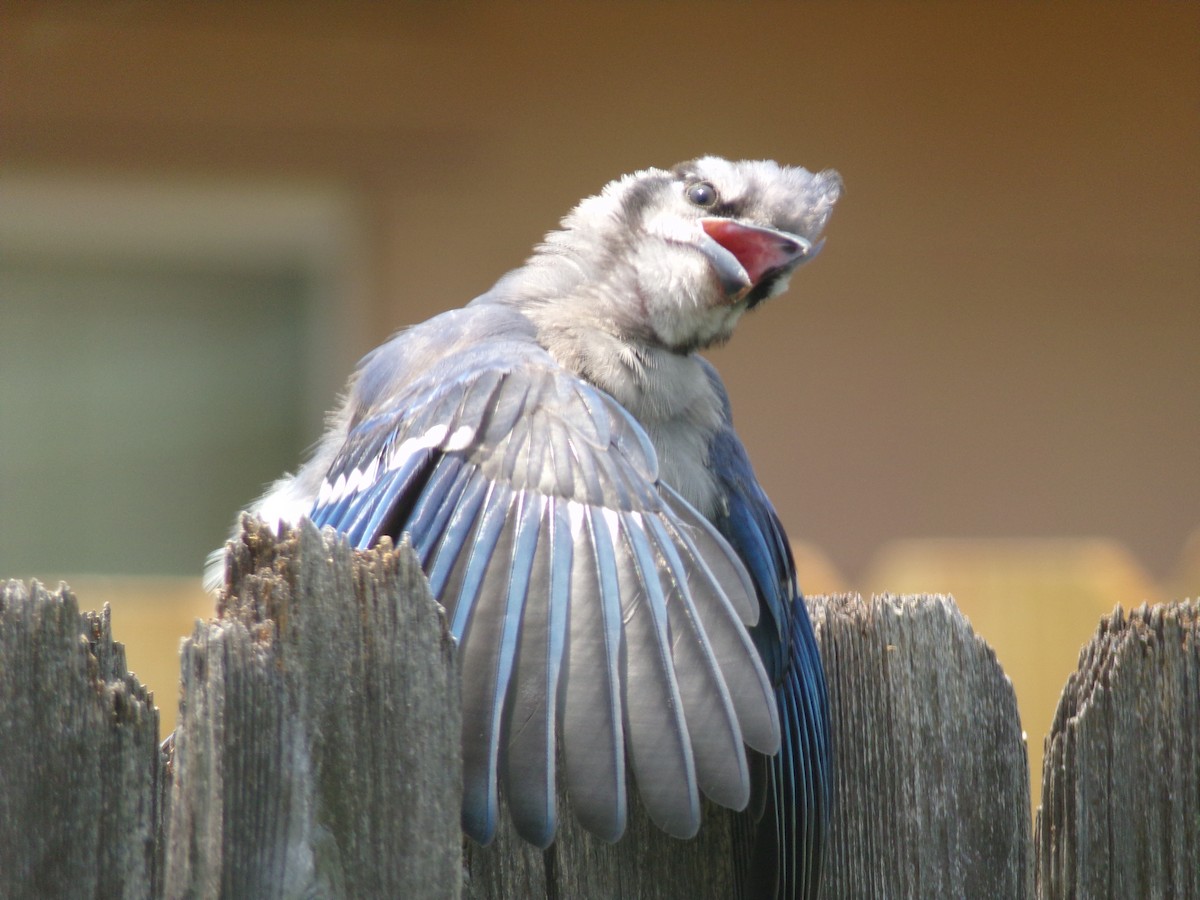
[210,157,840,898]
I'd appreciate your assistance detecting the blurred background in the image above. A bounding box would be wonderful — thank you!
[2,3,1197,816]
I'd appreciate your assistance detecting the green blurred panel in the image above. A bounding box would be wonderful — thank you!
[0,258,309,578]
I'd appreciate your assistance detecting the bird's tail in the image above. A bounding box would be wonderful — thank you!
[738,599,831,899]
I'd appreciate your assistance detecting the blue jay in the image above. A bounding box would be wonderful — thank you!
[209,157,840,898]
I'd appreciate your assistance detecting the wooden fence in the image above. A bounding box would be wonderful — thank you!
[1,518,1195,899]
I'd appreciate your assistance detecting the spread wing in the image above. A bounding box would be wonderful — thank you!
[307,341,779,848]
[709,425,831,900]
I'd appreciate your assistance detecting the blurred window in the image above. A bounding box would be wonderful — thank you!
[0,175,360,582]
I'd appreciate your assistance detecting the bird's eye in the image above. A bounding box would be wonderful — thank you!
[685,181,718,208]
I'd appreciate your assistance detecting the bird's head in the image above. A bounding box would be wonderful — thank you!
[533,156,841,354]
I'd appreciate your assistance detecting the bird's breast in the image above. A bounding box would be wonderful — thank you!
[618,351,724,519]
[645,419,722,518]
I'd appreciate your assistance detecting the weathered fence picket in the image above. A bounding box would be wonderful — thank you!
[163,517,461,898]
[0,581,161,899]
[1,519,1195,899]
[1036,601,1199,900]
[813,593,1033,898]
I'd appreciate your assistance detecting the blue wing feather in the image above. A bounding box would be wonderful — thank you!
[451,482,513,641]
[658,485,758,622]
[406,456,470,564]
[302,335,797,859]
[646,511,779,755]
[449,480,519,843]
[502,496,571,847]
[473,491,543,839]
[616,510,700,839]
[708,425,830,900]
[560,503,626,841]
[722,491,788,670]
[426,471,491,596]
[645,514,749,811]
[353,450,438,548]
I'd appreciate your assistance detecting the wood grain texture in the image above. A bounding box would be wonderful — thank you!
[0,581,161,899]
[463,774,743,899]
[11,535,1190,898]
[162,517,462,899]
[810,593,1034,900]
[1035,600,1199,900]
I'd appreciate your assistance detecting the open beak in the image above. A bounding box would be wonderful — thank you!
[698,218,820,300]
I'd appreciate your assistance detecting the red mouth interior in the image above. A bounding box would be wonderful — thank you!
[702,219,800,285]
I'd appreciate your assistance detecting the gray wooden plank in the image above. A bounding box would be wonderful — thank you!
[0,580,161,900]
[162,517,461,899]
[812,593,1033,900]
[1035,600,1199,900]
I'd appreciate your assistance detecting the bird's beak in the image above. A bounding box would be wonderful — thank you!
[698,218,820,301]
